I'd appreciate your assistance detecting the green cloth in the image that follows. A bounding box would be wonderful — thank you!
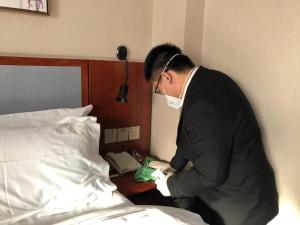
[134,157,158,182]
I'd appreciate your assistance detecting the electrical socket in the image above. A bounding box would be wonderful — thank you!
[104,129,117,144]
[129,126,140,140]
[117,127,129,142]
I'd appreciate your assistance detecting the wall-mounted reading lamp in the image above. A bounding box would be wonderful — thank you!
[116,46,129,103]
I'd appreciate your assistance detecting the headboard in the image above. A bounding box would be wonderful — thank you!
[0,56,152,157]
[0,56,89,112]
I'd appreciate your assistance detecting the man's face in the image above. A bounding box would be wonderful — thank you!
[152,71,181,98]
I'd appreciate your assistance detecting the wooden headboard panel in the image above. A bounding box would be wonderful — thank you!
[0,56,152,157]
[89,60,152,156]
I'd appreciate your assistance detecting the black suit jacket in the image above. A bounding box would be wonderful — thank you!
[167,67,278,225]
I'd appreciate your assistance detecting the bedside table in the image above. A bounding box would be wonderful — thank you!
[111,173,156,197]
[111,173,175,206]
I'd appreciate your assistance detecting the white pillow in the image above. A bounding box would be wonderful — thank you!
[0,105,93,127]
[0,116,116,223]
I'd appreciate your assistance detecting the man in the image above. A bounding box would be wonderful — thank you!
[144,43,278,225]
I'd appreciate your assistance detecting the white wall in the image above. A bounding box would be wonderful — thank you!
[184,0,205,65]
[150,0,205,161]
[0,0,152,60]
[201,0,300,224]
[150,0,187,161]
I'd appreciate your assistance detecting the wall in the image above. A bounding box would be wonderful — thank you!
[201,0,300,224]
[150,0,187,161]
[0,0,152,61]
[184,0,205,65]
[150,0,205,161]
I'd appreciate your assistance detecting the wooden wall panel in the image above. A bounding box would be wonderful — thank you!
[89,60,152,156]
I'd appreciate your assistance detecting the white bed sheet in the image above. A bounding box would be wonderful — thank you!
[10,191,131,225]
[11,191,207,225]
[50,205,207,225]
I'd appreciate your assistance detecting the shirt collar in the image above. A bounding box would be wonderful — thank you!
[181,67,199,104]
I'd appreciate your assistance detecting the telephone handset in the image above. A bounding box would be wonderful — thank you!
[105,151,142,175]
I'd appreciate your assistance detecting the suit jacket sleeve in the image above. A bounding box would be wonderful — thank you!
[167,102,233,197]
[170,147,189,171]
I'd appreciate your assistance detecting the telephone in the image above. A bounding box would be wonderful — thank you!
[105,151,142,175]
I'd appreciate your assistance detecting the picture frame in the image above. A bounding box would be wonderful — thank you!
[0,0,49,15]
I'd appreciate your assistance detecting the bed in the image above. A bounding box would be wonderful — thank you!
[0,106,207,225]
[0,56,207,225]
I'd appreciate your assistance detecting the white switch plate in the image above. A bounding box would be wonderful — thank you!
[104,129,117,144]
[129,126,140,140]
[117,128,129,142]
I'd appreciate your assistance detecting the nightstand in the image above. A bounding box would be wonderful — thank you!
[111,173,156,197]
[111,173,175,206]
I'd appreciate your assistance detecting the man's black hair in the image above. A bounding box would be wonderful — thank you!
[144,43,195,81]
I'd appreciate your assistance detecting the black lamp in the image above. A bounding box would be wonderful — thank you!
[116,46,129,103]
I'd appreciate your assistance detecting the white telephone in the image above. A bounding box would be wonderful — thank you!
[105,151,142,175]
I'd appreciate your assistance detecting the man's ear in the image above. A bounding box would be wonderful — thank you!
[161,71,173,84]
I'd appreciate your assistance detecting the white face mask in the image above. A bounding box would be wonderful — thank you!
[164,94,184,109]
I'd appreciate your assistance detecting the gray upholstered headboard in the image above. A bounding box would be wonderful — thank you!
[0,57,89,115]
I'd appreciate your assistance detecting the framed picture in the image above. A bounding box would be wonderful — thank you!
[0,0,49,15]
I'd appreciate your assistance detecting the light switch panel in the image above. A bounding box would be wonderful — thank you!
[129,126,140,140]
[117,128,129,142]
[104,129,117,144]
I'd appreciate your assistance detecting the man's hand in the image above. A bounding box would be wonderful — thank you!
[154,173,173,196]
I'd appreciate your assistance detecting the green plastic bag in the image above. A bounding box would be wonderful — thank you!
[134,156,158,181]
[143,156,154,167]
